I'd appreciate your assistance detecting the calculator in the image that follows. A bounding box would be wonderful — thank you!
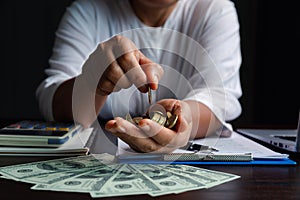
[0,120,80,147]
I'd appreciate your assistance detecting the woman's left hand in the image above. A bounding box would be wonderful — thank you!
[105,99,193,153]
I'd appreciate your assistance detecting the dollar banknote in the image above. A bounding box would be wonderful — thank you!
[0,154,240,197]
[32,164,122,193]
[0,153,115,183]
[158,164,240,188]
[131,164,206,197]
[90,164,162,198]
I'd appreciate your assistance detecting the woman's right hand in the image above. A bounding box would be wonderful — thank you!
[82,35,164,96]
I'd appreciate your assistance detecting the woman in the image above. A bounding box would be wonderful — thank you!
[36,0,242,153]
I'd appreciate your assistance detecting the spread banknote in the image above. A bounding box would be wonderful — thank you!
[0,153,240,197]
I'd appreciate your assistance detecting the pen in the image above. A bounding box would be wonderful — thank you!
[180,142,218,152]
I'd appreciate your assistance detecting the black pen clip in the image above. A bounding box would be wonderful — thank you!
[181,142,218,152]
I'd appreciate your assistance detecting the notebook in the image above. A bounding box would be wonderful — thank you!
[236,112,300,153]
[0,123,95,156]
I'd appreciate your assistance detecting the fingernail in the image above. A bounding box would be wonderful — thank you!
[139,123,151,132]
[106,121,116,130]
[150,75,159,90]
[154,75,159,83]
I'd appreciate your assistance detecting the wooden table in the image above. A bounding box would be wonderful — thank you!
[1,155,299,200]
[0,121,299,199]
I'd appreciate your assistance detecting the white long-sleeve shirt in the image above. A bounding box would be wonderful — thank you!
[36,0,242,129]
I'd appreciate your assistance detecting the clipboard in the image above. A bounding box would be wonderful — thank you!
[116,131,297,165]
[117,153,297,166]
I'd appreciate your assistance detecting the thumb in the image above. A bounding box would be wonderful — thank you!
[138,52,164,90]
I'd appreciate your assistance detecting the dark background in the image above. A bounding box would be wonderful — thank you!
[0,0,299,128]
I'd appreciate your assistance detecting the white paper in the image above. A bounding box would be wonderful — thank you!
[117,131,289,159]
[174,131,288,159]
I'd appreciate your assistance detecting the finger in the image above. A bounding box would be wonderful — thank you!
[140,62,164,90]
[173,101,193,133]
[97,75,123,96]
[105,119,126,133]
[138,118,179,147]
[105,118,163,153]
[121,135,163,153]
[103,61,132,89]
[155,99,192,127]
[106,117,149,139]
[139,52,164,90]
[116,51,148,92]
[96,76,115,95]
[165,100,192,134]
[105,119,176,153]
[105,117,140,137]
[155,99,180,113]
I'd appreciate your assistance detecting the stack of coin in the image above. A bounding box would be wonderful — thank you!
[125,111,178,129]
[125,86,178,129]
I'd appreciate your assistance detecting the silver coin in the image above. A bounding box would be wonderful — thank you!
[167,114,178,129]
[165,112,172,127]
[166,111,172,119]
[125,113,134,124]
[150,111,167,126]
[125,109,177,129]
[132,117,143,125]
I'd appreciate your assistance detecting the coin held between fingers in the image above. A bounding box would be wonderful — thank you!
[148,86,152,105]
